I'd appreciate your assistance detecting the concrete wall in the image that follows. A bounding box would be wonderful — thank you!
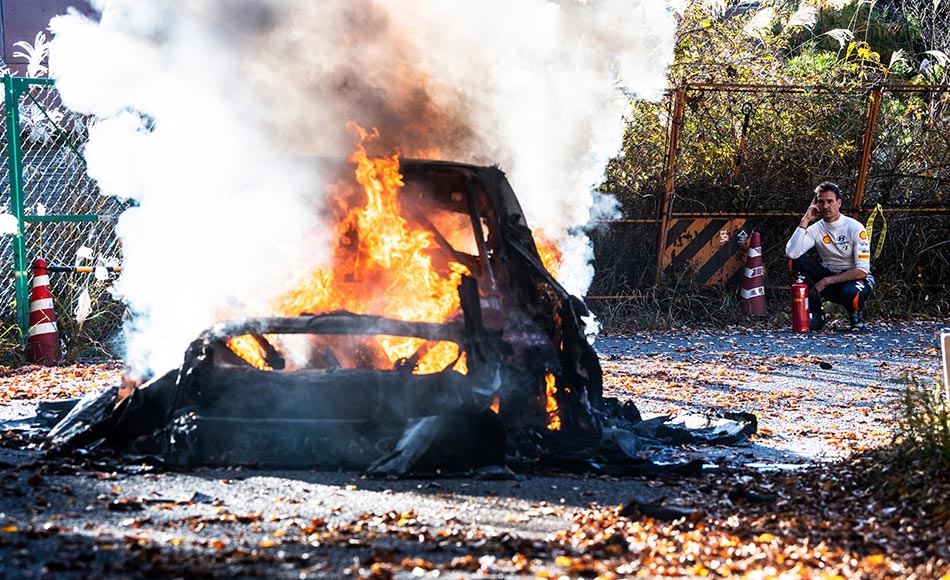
[1,0,95,76]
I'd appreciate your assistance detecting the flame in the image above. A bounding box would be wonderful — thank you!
[228,124,471,373]
[227,335,271,370]
[412,147,444,160]
[490,391,501,414]
[545,372,561,431]
[454,351,468,375]
[533,229,562,279]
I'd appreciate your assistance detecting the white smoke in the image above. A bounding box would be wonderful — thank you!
[48,0,674,378]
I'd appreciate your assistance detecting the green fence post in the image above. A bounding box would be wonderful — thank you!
[4,75,29,340]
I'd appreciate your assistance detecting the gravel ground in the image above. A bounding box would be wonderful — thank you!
[599,318,947,467]
[0,319,946,579]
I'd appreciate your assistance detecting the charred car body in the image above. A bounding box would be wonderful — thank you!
[48,160,611,475]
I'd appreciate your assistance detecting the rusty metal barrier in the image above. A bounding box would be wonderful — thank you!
[592,82,950,314]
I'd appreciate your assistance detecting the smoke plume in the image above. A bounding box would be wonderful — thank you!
[48,0,674,378]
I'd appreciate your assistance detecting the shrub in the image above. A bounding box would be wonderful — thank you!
[893,380,950,468]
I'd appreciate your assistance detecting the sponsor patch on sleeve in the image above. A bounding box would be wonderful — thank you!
[859,230,868,240]
[822,235,832,244]
[858,253,870,260]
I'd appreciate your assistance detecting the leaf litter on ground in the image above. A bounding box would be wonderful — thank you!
[1,322,948,578]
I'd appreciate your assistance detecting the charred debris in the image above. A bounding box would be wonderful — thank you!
[42,160,755,477]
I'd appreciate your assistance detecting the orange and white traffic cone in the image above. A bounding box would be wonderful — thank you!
[739,231,767,316]
[26,258,61,365]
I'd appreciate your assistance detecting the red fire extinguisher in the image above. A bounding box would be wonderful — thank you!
[791,275,810,333]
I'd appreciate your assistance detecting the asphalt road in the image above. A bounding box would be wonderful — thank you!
[598,318,948,466]
[0,319,946,578]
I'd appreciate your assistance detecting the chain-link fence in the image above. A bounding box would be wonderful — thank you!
[1,75,126,358]
[594,83,950,324]
[3,77,949,354]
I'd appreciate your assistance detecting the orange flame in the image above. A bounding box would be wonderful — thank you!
[227,335,271,370]
[490,392,501,415]
[533,229,562,279]
[545,372,561,431]
[228,124,471,374]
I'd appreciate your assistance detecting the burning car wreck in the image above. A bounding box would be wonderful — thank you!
[45,156,755,476]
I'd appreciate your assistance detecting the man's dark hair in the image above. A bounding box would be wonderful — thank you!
[815,181,842,200]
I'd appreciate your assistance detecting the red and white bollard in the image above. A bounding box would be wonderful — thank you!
[26,258,61,365]
[739,231,767,316]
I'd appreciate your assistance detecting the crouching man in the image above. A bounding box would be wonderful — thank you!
[785,182,874,331]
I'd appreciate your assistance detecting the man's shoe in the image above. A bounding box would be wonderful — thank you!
[849,311,866,331]
[809,314,825,331]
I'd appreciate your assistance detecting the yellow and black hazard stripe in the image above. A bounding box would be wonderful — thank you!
[661,218,751,286]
